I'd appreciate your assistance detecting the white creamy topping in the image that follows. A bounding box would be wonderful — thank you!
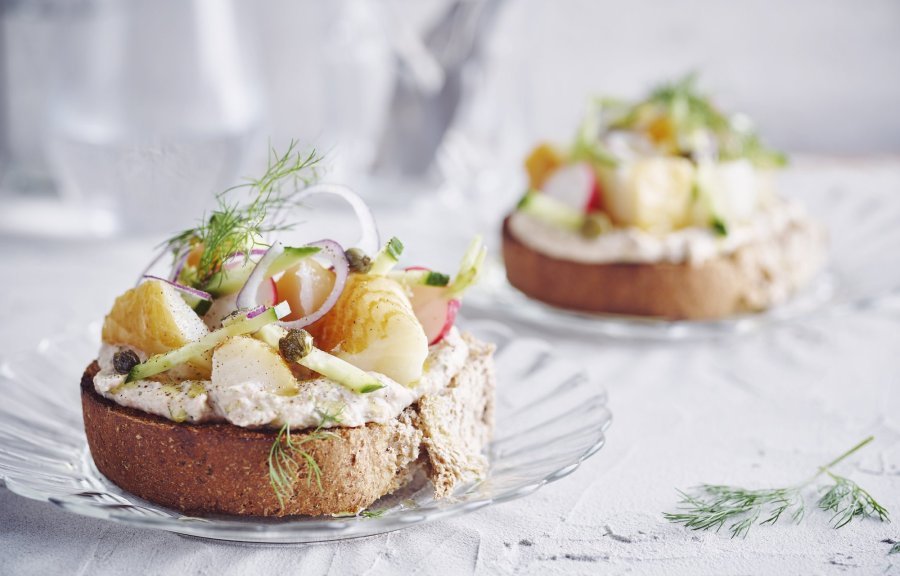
[94,346,214,423]
[94,327,469,429]
[509,198,813,266]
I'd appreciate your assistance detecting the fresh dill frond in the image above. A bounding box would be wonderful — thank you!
[164,140,322,285]
[665,436,890,538]
[817,472,889,528]
[664,485,804,539]
[889,541,900,555]
[267,405,344,509]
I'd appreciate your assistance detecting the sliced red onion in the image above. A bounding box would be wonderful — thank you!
[278,239,349,330]
[222,248,269,271]
[245,305,267,319]
[168,249,190,282]
[235,242,285,309]
[142,275,212,301]
[295,184,380,257]
[135,246,168,287]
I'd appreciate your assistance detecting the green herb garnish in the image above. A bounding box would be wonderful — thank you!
[268,406,344,509]
[587,74,785,168]
[165,140,322,287]
[359,508,387,519]
[665,436,890,538]
[711,217,728,237]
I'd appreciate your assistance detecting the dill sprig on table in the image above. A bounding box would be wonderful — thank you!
[665,436,890,538]
[268,407,344,509]
[164,140,322,285]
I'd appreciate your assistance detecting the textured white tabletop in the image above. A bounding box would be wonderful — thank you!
[2,161,900,575]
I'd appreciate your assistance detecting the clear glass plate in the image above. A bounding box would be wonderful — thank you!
[467,164,900,340]
[467,262,837,340]
[0,320,611,544]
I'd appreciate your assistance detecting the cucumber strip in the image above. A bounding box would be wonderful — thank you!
[256,325,384,394]
[368,237,404,275]
[185,295,213,317]
[516,190,585,232]
[299,348,385,394]
[126,304,290,383]
[447,235,487,298]
[388,269,450,287]
[205,246,321,297]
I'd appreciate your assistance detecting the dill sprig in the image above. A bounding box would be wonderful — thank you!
[818,472,889,528]
[165,140,322,285]
[665,436,890,538]
[268,406,344,509]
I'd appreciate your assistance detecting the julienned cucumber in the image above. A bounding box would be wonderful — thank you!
[368,237,404,275]
[255,325,384,394]
[126,304,290,383]
[517,190,584,231]
[388,269,450,287]
[180,293,213,316]
[204,246,320,297]
[447,235,487,298]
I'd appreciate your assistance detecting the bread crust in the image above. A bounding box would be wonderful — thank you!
[81,362,422,517]
[81,333,496,517]
[502,215,818,320]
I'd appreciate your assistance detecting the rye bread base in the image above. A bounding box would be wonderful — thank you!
[502,215,812,320]
[82,363,422,517]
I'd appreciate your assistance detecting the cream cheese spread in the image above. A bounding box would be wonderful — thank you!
[509,198,817,267]
[93,327,469,429]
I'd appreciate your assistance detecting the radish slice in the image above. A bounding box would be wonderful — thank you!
[408,284,459,345]
[236,242,285,309]
[541,162,601,212]
[432,299,460,345]
[278,239,349,330]
[141,275,212,301]
[294,184,380,256]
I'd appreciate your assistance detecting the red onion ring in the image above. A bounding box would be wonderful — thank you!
[222,248,269,271]
[142,275,212,301]
[168,249,190,282]
[245,305,267,319]
[295,184,380,256]
[278,239,349,330]
[235,242,285,310]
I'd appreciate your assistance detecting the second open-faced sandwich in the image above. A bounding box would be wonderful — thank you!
[503,76,826,320]
[82,144,494,517]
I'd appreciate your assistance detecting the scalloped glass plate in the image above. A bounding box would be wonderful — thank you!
[467,162,900,340]
[0,320,611,543]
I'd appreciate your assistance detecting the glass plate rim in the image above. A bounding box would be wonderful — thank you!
[467,258,849,341]
[0,319,612,543]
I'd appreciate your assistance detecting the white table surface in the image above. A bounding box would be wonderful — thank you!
[2,162,900,575]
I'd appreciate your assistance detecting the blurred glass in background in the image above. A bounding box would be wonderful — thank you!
[1,0,898,239]
[1,0,262,237]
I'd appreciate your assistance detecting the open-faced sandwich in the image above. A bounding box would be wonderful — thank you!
[503,76,826,320]
[82,144,494,517]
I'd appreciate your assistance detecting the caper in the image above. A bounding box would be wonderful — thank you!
[279,329,314,363]
[345,248,372,273]
[112,349,140,375]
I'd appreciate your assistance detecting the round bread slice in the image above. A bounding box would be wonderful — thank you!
[502,215,824,320]
[80,363,422,517]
